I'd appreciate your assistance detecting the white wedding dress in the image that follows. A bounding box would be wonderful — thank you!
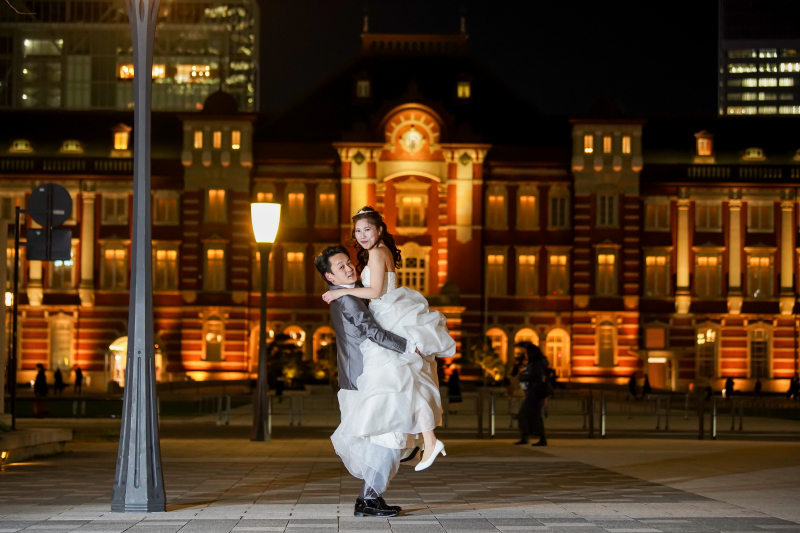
[331,267,456,493]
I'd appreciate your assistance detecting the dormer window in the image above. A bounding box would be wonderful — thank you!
[694,130,714,156]
[457,81,471,99]
[356,80,370,98]
[10,139,32,153]
[114,132,129,150]
[60,140,83,154]
[743,147,765,161]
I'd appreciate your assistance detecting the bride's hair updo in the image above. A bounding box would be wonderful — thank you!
[351,206,402,274]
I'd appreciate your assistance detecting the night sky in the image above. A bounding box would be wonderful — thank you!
[258,0,720,118]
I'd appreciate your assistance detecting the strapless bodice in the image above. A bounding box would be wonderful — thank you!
[361,266,396,297]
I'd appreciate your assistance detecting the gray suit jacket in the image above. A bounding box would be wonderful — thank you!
[329,283,407,390]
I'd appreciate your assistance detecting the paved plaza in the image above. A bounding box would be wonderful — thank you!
[1,427,799,533]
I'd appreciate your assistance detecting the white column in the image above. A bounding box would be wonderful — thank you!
[780,200,795,315]
[728,200,743,314]
[79,192,96,307]
[675,199,691,314]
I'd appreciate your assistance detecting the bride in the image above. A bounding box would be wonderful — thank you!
[324,206,456,472]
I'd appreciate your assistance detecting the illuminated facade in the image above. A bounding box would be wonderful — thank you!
[1,30,799,393]
[0,0,258,111]
[718,0,800,116]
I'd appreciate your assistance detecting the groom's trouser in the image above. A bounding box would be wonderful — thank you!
[360,483,379,499]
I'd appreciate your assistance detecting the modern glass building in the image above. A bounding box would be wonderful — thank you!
[718,0,800,116]
[0,0,258,111]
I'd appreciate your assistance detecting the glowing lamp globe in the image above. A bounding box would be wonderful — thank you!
[251,203,281,243]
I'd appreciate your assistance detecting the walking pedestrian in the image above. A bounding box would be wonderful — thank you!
[626,372,638,400]
[275,374,285,404]
[787,374,799,400]
[73,365,83,395]
[53,368,64,396]
[34,363,48,417]
[725,376,735,399]
[754,378,762,397]
[515,344,549,447]
[642,374,652,398]
[447,367,462,414]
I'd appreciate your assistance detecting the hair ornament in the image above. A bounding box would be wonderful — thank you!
[356,209,373,215]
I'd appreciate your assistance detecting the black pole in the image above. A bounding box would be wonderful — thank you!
[9,207,20,430]
[252,242,272,441]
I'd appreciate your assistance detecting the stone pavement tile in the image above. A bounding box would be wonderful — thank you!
[436,519,499,530]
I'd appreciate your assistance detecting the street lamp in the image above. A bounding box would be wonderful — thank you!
[251,202,281,441]
[111,0,165,513]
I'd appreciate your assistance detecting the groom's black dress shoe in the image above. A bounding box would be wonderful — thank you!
[400,446,420,463]
[378,497,401,512]
[354,497,399,517]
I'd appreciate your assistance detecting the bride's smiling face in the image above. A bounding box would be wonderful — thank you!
[354,219,381,249]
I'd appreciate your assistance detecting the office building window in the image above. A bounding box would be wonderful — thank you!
[749,328,770,379]
[206,189,226,222]
[153,192,179,225]
[486,253,505,296]
[49,244,76,290]
[779,78,795,86]
[748,202,773,231]
[622,135,631,154]
[203,317,224,361]
[644,201,670,230]
[517,251,537,297]
[194,130,203,149]
[549,191,569,229]
[728,49,756,58]
[231,130,241,150]
[583,135,593,153]
[603,135,612,153]
[285,250,305,293]
[644,252,669,297]
[728,106,758,115]
[747,255,773,298]
[153,248,178,291]
[597,193,617,227]
[204,247,225,292]
[517,186,538,229]
[596,250,617,296]
[486,186,506,229]
[101,246,127,289]
[316,185,337,227]
[597,322,616,367]
[213,130,222,149]
[697,328,718,379]
[696,255,721,298]
[547,253,569,296]
[357,80,371,98]
[286,185,306,227]
[729,63,757,73]
[696,202,722,231]
[399,196,426,227]
[102,195,128,225]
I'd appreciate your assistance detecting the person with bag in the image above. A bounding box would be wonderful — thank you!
[514,344,550,447]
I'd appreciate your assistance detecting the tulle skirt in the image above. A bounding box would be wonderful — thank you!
[331,287,456,492]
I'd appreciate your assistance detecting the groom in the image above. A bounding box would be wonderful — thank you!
[315,245,420,518]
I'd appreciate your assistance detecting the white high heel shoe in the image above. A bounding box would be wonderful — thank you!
[415,440,446,471]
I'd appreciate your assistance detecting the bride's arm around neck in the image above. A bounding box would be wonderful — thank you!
[321,246,388,303]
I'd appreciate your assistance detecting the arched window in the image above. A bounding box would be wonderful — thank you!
[284,325,306,348]
[313,327,336,362]
[514,328,539,346]
[486,327,508,363]
[546,328,571,377]
[203,316,224,361]
[696,326,719,379]
[398,242,430,294]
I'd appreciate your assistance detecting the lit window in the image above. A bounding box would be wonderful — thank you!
[547,253,569,296]
[622,135,631,154]
[780,62,800,72]
[457,81,471,99]
[399,247,428,294]
[287,187,306,227]
[583,135,593,153]
[231,130,241,150]
[603,136,612,153]
[696,202,721,231]
[644,253,669,297]
[743,147,765,161]
[213,131,222,149]
[748,202,773,231]
[60,140,83,154]
[114,131,129,150]
[782,49,799,57]
[285,251,305,293]
[207,189,226,222]
[153,248,178,291]
[728,79,743,87]
[50,319,73,371]
[597,193,616,227]
[102,195,128,225]
[596,251,616,296]
[697,328,718,378]
[176,64,215,84]
[696,255,721,298]
[10,139,32,153]
[728,49,756,58]
[597,322,615,367]
[117,64,165,79]
[49,245,76,290]
[203,317,224,361]
[486,191,506,229]
[316,186,337,227]
[727,106,758,115]
[781,106,800,114]
[102,247,127,289]
[728,63,757,73]
[205,248,225,291]
[486,253,505,296]
[760,49,778,58]
[758,64,778,72]
[750,328,770,378]
[645,202,669,230]
[747,255,773,298]
[194,131,203,149]
[517,192,537,229]
[549,194,568,229]
[23,38,61,57]
[759,78,777,86]
[256,191,274,202]
[759,106,777,114]
[153,192,179,225]
[356,80,370,98]
[517,253,537,296]
[758,92,777,100]
[779,78,795,86]
[697,137,712,156]
[399,196,425,227]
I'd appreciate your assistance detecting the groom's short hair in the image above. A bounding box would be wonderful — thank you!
[315,245,350,285]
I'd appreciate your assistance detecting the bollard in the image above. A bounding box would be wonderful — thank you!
[738,400,744,431]
[655,398,661,430]
[697,395,705,440]
[684,393,690,420]
[476,394,484,439]
[588,391,595,439]
[711,396,717,440]
[731,397,736,431]
[226,395,231,426]
[601,396,606,438]
[665,398,670,430]
[582,397,588,429]
[443,397,449,428]
[508,398,514,428]
[267,394,273,438]
[81,400,86,416]
[216,396,223,426]
[289,396,296,426]
[490,395,496,438]
[298,396,303,427]
[72,400,78,416]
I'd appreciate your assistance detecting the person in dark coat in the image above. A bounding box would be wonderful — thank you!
[34,363,48,417]
[73,365,83,395]
[275,374,285,404]
[447,367,462,414]
[787,374,799,400]
[725,377,735,399]
[515,344,548,447]
[626,373,638,400]
[53,368,64,396]
[642,374,652,398]
[754,378,762,397]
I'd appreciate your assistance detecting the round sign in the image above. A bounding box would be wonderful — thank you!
[28,183,73,228]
